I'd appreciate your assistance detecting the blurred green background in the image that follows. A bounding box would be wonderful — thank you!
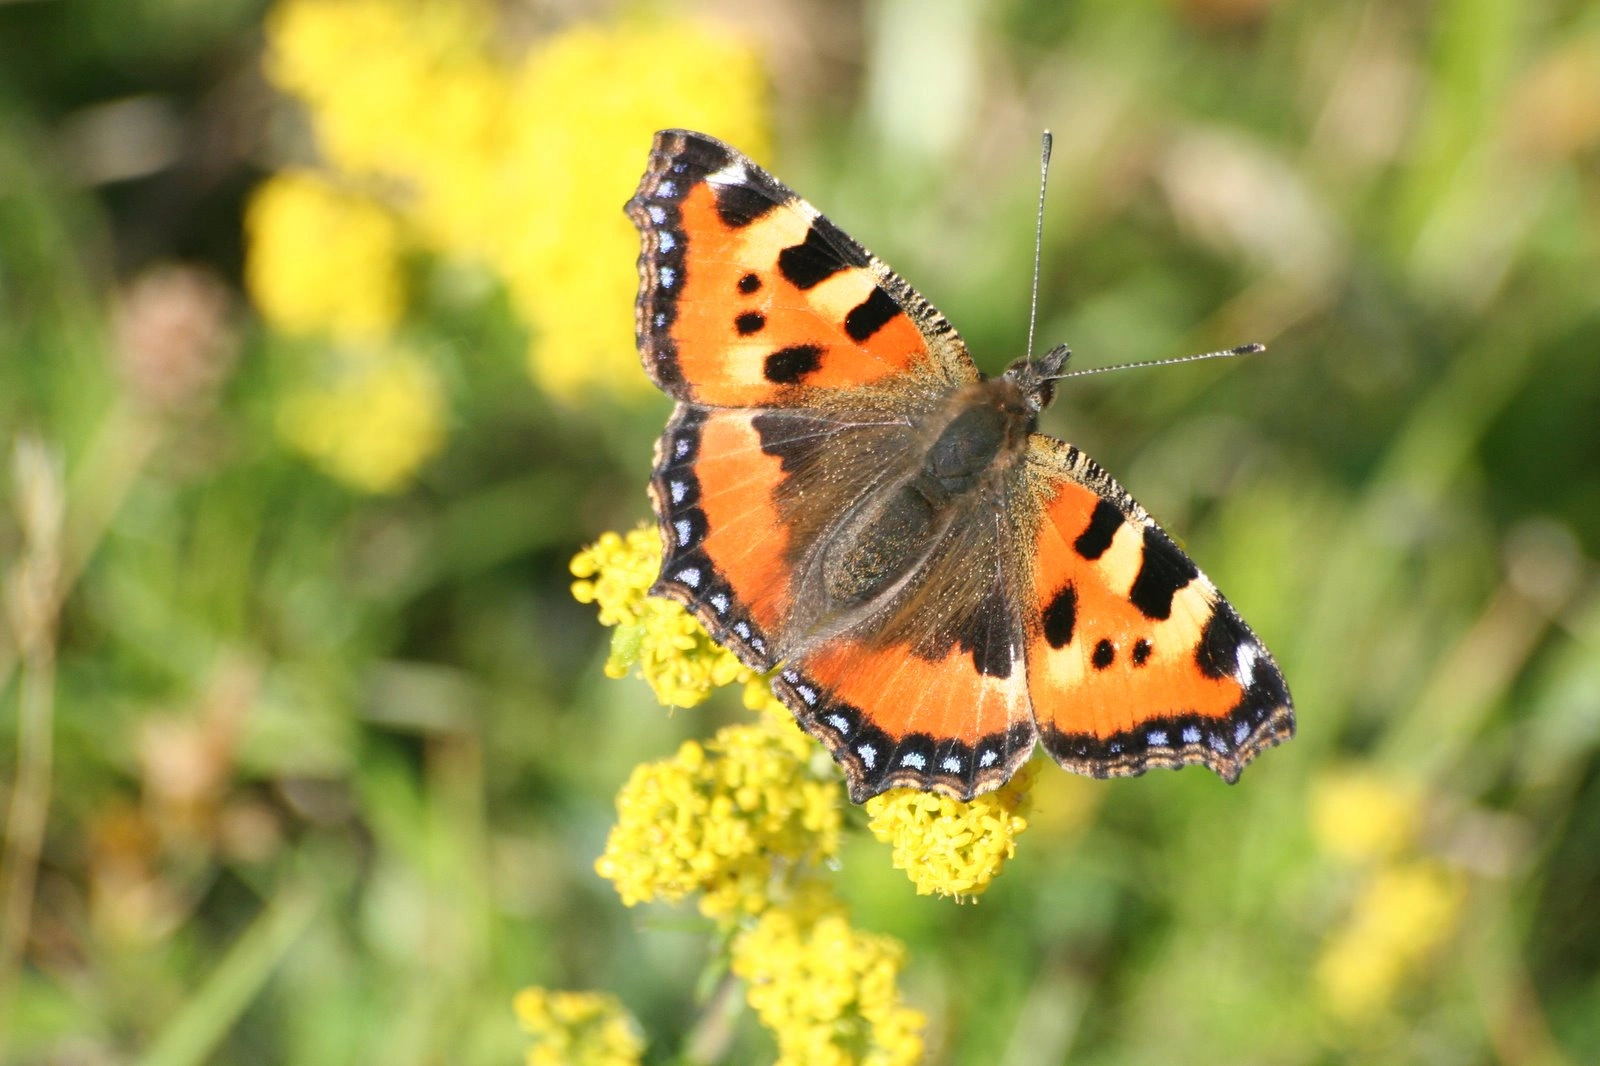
[3,0,1600,1062]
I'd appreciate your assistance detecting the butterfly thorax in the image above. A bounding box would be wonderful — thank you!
[921,378,1035,497]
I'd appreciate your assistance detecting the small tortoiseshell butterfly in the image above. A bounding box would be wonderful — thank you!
[627,129,1294,803]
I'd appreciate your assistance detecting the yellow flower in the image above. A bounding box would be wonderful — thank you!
[244,171,404,339]
[731,903,926,1066]
[865,762,1035,899]
[570,527,750,708]
[1310,768,1422,863]
[265,0,501,188]
[514,987,644,1066]
[595,715,840,920]
[276,347,447,493]
[494,20,770,400]
[1315,859,1466,1021]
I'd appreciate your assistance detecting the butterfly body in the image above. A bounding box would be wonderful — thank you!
[628,130,1293,803]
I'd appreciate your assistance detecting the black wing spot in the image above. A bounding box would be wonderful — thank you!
[764,345,824,384]
[778,226,849,290]
[844,288,901,342]
[1074,499,1122,560]
[713,182,777,228]
[1042,583,1077,649]
[953,584,1016,679]
[1092,639,1115,669]
[735,311,766,335]
[1132,639,1152,666]
[968,628,1014,679]
[1128,525,1199,621]
[737,273,761,294]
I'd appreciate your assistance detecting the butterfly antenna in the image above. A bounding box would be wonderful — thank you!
[1025,131,1053,365]
[1048,342,1267,381]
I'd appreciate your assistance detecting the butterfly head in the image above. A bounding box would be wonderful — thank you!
[1002,343,1072,414]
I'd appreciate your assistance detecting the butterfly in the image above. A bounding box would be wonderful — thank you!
[626,129,1293,803]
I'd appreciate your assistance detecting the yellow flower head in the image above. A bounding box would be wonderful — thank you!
[1310,768,1423,864]
[731,905,926,1066]
[1314,859,1466,1021]
[245,171,405,340]
[865,762,1036,899]
[514,987,644,1066]
[265,0,500,186]
[275,346,447,493]
[595,715,840,920]
[570,527,750,708]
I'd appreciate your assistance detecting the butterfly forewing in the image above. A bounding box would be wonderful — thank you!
[627,130,978,410]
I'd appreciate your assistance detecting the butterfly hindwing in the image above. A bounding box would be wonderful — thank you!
[1019,436,1294,781]
[773,502,1036,802]
[628,130,978,410]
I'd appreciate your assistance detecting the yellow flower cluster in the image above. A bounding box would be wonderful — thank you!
[731,903,926,1066]
[572,524,1101,1061]
[256,0,770,401]
[264,0,499,209]
[865,762,1036,899]
[244,172,443,492]
[1315,860,1466,1020]
[514,987,644,1066]
[1309,769,1421,863]
[274,349,448,494]
[244,171,405,340]
[595,714,841,919]
[1309,768,1466,1020]
[569,527,750,707]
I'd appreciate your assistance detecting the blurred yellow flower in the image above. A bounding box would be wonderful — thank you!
[570,527,750,707]
[244,171,405,340]
[265,0,501,189]
[276,347,447,493]
[1315,859,1466,1020]
[1310,768,1422,863]
[731,905,926,1066]
[514,987,644,1066]
[866,763,1035,899]
[595,716,840,920]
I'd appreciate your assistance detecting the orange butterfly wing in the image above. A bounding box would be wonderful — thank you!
[1019,436,1294,781]
[771,498,1037,802]
[649,404,918,671]
[627,130,976,409]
